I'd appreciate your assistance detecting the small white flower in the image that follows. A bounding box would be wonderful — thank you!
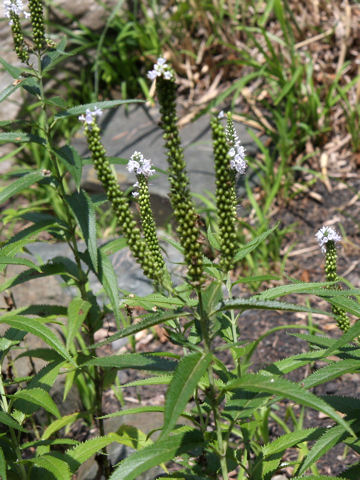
[218,110,225,119]
[128,151,155,177]
[132,190,139,198]
[147,56,174,81]
[228,143,247,175]
[228,147,236,157]
[78,107,103,126]
[315,226,342,253]
[3,0,29,21]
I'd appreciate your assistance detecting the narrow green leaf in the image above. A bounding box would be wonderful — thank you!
[0,411,29,432]
[67,190,98,272]
[122,375,172,388]
[0,132,45,145]
[97,248,121,324]
[274,65,303,105]
[320,395,360,415]
[323,321,360,358]
[16,348,63,362]
[0,255,41,271]
[123,293,196,310]
[29,454,71,480]
[13,387,60,418]
[215,297,328,316]
[66,298,91,350]
[234,224,278,262]
[0,56,23,78]
[328,295,360,318]
[256,281,335,300]
[262,428,323,456]
[0,447,6,480]
[303,359,360,389]
[0,170,44,205]
[0,316,73,364]
[100,406,164,420]
[109,430,204,480]
[66,434,118,472]
[92,311,189,348]
[42,37,68,72]
[161,352,212,438]
[295,424,352,475]
[55,99,143,118]
[83,353,177,372]
[0,82,20,103]
[225,374,354,437]
[292,476,347,480]
[54,145,82,191]
[42,412,83,440]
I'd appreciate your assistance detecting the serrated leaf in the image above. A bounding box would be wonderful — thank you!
[42,412,83,440]
[265,349,329,376]
[29,454,71,480]
[53,145,82,191]
[0,447,6,480]
[83,353,177,372]
[0,132,45,145]
[161,352,212,438]
[97,248,121,324]
[66,190,98,272]
[116,424,152,450]
[296,422,358,476]
[110,430,203,480]
[303,359,360,389]
[92,311,189,348]
[0,170,44,205]
[0,255,41,271]
[224,374,354,437]
[123,293,196,310]
[16,348,63,362]
[55,99,143,118]
[262,428,323,456]
[323,321,360,358]
[256,281,335,300]
[0,81,20,104]
[0,316,73,364]
[223,391,271,421]
[122,375,172,388]
[42,37,69,72]
[234,224,278,262]
[100,406,164,420]
[215,297,328,316]
[0,56,23,78]
[66,298,91,351]
[0,411,29,432]
[13,387,60,418]
[320,395,360,415]
[66,434,118,471]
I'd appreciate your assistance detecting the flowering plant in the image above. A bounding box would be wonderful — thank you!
[0,4,360,479]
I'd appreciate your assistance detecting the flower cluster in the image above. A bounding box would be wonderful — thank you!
[4,0,30,62]
[147,57,174,81]
[28,0,46,50]
[78,107,103,128]
[316,225,342,254]
[155,70,204,283]
[81,118,161,281]
[4,0,30,22]
[211,116,237,272]
[127,151,155,178]
[224,113,247,175]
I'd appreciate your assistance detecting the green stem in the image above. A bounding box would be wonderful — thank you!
[0,362,27,480]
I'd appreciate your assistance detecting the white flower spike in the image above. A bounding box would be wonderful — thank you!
[4,0,30,24]
[315,226,342,253]
[147,56,174,81]
[78,107,103,127]
[128,151,155,178]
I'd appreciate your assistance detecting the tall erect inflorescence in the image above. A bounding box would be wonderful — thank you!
[128,151,165,274]
[149,57,204,284]
[4,0,30,63]
[28,0,46,51]
[316,225,350,332]
[211,115,239,271]
[79,108,161,281]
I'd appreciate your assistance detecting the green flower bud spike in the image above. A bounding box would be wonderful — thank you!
[128,151,165,273]
[28,0,46,51]
[211,115,238,272]
[316,225,350,332]
[148,57,204,284]
[79,108,161,281]
[4,1,30,63]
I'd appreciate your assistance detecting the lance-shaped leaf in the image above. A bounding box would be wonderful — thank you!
[42,412,84,440]
[302,359,360,389]
[0,411,29,432]
[0,316,73,364]
[13,387,60,418]
[66,298,91,351]
[323,320,360,358]
[55,99,143,119]
[234,224,278,262]
[224,374,354,437]
[83,353,177,372]
[0,132,45,145]
[97,248,121,324]
[109,430,204,480]
[92,310,190,348]
[0,447,6,480]
[0,170,44,205]
[161,352,212,438]
[0,256,41,271]
[53,145,82,191]
[123,293,197,310]
[66,434,119,472]
[214,297,328,317]
[67,190,98,272]
[28,455,71,480]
